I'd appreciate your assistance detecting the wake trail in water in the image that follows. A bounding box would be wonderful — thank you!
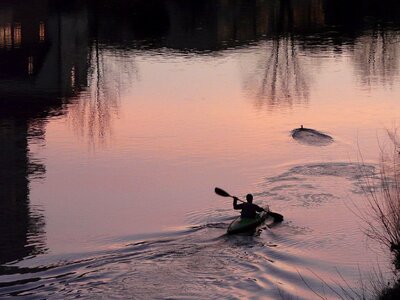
[0,226,343,299]
[0,162,384,299]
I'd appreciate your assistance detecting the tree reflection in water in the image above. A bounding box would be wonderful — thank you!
[252,37,309,108]
[67,45,138,150]
[353,30,400,87]
[242,0,315,109]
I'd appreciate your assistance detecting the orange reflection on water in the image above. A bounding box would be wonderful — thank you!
[39,21,45,41]
[0,23,22,48]
[13,23,21,47]
[0,23,12,48]
[28,56,34,75]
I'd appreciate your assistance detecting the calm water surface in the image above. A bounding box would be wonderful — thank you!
[2,0,400,298]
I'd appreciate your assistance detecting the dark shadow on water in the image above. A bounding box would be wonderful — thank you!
[0,117,47,265]
[0,0,89,265]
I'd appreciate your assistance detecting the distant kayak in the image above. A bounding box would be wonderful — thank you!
[291,125,333,146]
[227,210,268,234]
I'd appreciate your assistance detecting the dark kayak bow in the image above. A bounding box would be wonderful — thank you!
[227,210,269,234]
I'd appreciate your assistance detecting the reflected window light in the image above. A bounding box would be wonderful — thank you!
[5,23,12,48]
[0,26,5,48]
[14,23,21,48]
[71,66,76,89]
[28,56,34,75]
[39,22,45,42]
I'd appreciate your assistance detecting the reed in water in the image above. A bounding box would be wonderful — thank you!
[358,129,400,298]
[284,130,400,299]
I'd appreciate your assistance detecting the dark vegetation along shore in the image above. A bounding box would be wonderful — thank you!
[360,132,400,299]
[288,126,400,299]
[306,131,400,300]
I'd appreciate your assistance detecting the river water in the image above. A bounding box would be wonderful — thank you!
[1,0,400,299]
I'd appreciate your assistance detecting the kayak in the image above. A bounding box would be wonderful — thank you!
[227,210,268,234]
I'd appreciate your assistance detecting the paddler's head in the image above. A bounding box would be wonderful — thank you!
[246,194,253,203]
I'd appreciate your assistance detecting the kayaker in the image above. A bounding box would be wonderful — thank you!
[233,194,265,218]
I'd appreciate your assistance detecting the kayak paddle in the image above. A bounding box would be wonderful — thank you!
[214,187,284,222]
[215,187,244,201]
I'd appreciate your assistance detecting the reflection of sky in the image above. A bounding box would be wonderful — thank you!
[2,1,400,297]
[32,43,400,253]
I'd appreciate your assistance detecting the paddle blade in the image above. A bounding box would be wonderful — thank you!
[214,187,232,197]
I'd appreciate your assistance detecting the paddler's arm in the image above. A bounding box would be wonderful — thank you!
[233,197,243,210]
[255,205,265,212]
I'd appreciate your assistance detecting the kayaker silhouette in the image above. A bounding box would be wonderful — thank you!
[214,187,283,224]
[233,194,265,218]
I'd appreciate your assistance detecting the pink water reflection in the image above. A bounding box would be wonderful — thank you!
[32,45,400,256]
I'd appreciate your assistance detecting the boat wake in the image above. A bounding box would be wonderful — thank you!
[0,162,384,299]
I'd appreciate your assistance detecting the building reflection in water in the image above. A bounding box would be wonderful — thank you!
[0,117,47,265]
[0,0,89,265]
